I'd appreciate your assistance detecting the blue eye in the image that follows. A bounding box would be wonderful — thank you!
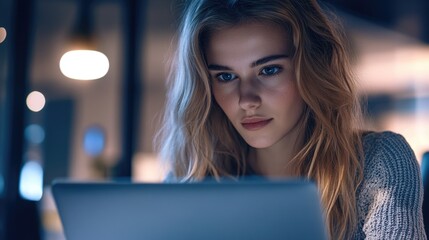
[260,66,281,76]
[216,73,237,82]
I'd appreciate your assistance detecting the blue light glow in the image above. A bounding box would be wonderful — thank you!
[19,161,43,201]
[83,126,105,157]
[0,174,4,195]
[25,124,45,144]
[422,152,429,186]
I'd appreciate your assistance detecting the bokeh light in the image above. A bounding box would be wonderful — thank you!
[19,161,44,201]
[25,124,46,144]
[0,27,6,43]
[83,126,106,157]
[26,91,46,112]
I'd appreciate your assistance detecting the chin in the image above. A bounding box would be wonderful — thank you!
[245,139,274,149]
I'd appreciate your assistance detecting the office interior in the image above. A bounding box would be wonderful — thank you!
[0,0,428,239]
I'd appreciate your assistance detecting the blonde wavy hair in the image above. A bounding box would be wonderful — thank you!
[156,0,364,239]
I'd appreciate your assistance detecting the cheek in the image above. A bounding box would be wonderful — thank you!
[288,91,305,118]
[270,82,304,113]
[212,85,236,116]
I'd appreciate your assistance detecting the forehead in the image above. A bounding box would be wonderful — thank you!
[204,21,292,64]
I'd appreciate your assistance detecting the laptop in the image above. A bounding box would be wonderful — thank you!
[52,179,328,240]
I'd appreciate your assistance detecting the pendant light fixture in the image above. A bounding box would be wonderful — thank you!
[59,0,109,80]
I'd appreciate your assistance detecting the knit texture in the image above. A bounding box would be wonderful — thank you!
[354,131,427,239]
[164,131,427,239]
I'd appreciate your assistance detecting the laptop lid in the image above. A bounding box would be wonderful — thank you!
[52,180,328,240]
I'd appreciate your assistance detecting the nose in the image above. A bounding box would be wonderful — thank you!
[238,78,261,110]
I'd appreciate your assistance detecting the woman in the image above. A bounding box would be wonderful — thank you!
[156,0,426,239]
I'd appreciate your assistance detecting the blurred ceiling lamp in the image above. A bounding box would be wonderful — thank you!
[59,0,109,80]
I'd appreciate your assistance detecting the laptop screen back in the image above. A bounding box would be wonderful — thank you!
[52,180,327,240]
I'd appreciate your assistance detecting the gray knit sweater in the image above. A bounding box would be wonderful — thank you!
[164,131,427,239]
[354,131,427,239]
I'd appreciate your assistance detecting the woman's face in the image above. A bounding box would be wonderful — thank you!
[205,21,305,149]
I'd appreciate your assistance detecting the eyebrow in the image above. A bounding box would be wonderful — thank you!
[207,54,289,71]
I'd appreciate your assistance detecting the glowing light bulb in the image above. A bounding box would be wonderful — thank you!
[26,91,46,112]
[60,50,109,80]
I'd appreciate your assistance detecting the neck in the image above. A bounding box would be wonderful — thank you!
[249,127,304,178]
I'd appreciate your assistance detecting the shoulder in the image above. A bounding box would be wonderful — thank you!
[362,131,415,159]
[362,131,419,177]
[360,131,421,194]
[356,131,426,239]
[360,130,422,200]
[360,131,421,193]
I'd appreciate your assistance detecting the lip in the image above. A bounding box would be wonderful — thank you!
[241,117,273,131]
